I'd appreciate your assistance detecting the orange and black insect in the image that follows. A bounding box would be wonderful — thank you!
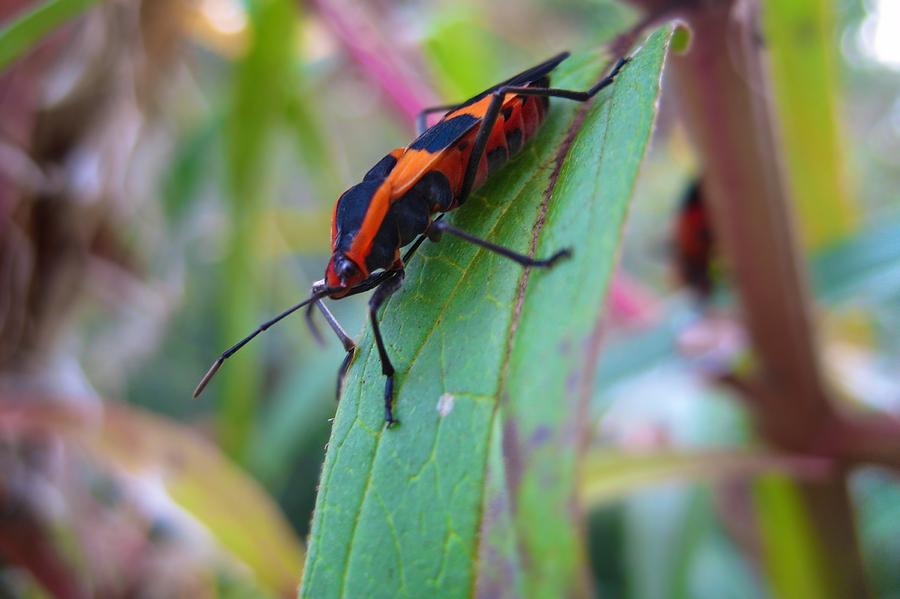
[673,178,715,300]
[194,52,629,425]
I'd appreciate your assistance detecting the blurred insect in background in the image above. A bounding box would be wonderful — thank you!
[194,52,630,425]
[673,178,715,301]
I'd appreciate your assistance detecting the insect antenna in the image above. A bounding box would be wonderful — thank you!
[192,286,333,399]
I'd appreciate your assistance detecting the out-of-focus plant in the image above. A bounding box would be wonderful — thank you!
[0,1,304,596]
[623,1,900,598]
[3,0,900,598]
[216,0,299,459]
[0,0,101,69]
[762,0,857,249]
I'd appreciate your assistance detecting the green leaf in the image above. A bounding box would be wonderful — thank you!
[498,30,672,598]
[753,475,832,599]
[0,0,100,71]
[300,26,674,599]
[422,7,505,99]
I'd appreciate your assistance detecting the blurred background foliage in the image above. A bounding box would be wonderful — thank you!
[0,0,898,597]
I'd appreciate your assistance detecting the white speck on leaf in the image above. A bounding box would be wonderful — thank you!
[437,393,455,417]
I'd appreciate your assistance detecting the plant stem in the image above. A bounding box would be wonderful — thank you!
[628,0,872,596]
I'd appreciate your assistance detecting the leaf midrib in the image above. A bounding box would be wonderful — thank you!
[467,62,612,599]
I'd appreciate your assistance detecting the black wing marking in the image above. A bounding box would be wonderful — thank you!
[364,153,399,181]
[408,114,479,152]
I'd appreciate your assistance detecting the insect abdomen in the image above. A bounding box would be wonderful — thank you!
[480,92,549,180]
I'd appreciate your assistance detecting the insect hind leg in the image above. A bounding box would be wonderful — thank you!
[457,56,630,204]
[430,220,571,268]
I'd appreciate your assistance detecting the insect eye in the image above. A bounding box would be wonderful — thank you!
[335,255,358,281]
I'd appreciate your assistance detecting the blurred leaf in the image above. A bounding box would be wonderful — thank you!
[257,206,332,256]
[300,26,674,599]
[0,0,99,70]
[811,217,900,302]
[95,403,304,598]
[594,217,900,403]
[162,115,221,221]
[283,89,343,202]
[584,451,828,599]
[245,347,342,491]
[217,0,298,458]
[762,0,856,248]
[687,526,763,599]
[624,486,703,599]
[853,469,900,597]
[585,505,627,598]
[753,475,831,599]
[473,418,524,598]
[422,7,504,99]
[581,450,830,507]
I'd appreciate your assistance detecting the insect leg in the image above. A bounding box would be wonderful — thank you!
[416,103,463,135]
[305,280,330,345]
[458,56,629,204]
[314,220,445,406]
[369,271,405,426]
[458,91,507,204]
[503,56,629,102]
[430,219,571,268]
[312,299,359,400]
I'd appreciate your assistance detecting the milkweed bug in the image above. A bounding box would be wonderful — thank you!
[194,52,630,425]
[673,178,715,300]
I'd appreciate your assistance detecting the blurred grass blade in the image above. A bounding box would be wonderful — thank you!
[246,347,343,491]
[762,0,856,249]
[283,89,343,202]
[581,450,831,507]
[0,0,100,70]
[624,486,703,599]
[162,115,221,221]
[95,403,305,597]
[218,0,297,458]
[422,7,503,100]
[754,475,832,599]
[300,26,675,599]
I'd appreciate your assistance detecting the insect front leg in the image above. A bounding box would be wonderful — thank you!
[313,299,358,400]
[369,270,405,426]
[303,279,361,400]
